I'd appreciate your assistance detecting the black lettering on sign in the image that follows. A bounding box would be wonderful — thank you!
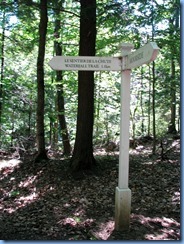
[130,52,143,64]
[88,64,99,68]
[65,64,87,68]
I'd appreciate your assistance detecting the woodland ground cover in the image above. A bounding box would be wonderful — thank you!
[0,138,180,240]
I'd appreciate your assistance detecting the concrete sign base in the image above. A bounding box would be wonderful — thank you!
[115,187,131,230]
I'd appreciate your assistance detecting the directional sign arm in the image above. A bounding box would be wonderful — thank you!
[48,56,122,71]
[124,42,159,70]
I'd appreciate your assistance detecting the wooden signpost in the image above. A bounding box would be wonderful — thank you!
[49,42,159,231]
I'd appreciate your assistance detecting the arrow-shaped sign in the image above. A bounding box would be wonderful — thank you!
[49,56,122,71]
[124,42,159,70]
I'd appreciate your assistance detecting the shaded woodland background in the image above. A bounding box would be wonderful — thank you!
[0,0,180,158]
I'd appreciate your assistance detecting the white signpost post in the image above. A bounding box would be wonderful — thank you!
[49,42,159,231]
[115,42,159,230]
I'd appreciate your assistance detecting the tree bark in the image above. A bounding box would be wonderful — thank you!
[168,57,177,134]
[35,0,48,161]
[70,0,96,171]
[0,9,5,141]
[148,75,151,137]
[151,2,156,154]
[152,61,156,154]
[167,6,179,134]
[140,67,145,135]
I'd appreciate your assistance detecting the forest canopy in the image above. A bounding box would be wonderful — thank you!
[0,0,180,156]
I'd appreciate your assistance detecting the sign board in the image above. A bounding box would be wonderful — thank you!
[124,42,159,70]
[49,56,122,71]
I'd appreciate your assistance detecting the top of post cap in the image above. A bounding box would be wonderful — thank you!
[120,43,134,49]
[120,43,134,55]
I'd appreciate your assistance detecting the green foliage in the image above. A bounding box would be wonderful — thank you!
[0,0,180,149]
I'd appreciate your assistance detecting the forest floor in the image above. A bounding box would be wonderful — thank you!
[0,138,180,240]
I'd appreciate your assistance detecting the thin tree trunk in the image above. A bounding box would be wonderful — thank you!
[95,72,101,135]
[148,68,151,137]
[0,9,5,141]
[28,104,32,136]
[152,61,156,154]
[70,0,96,172]
[54,5,71,155]
[151,0,156,154]
[168,57,177,133]
[140,67,145,135]
[35,0,48,161]
[167,8,178,134]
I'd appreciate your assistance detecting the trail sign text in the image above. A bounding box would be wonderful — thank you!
[49,56,122,71]
[124,42,159,69]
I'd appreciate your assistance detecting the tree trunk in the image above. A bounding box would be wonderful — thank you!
[151,2,156,154]
[54,4,71,155]
[167,7,179,134]
[0,9,5,141]
[152,61,156,154]
[35,0,48,161]
[70,0,96,171]
[168,57,177,134]
[148,77,151,137]
[140,67,145,135]
[94,72,101,135]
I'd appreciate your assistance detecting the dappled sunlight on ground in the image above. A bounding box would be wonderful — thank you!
[3,192,39,214]
[0,139,180,240]
[92,220,115,240]
[0,159,22,180]
[172,191,180,203]
[132,214,180,240]
[0,159,22,169]
[0,161,55,214]
[18,174,39,188]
